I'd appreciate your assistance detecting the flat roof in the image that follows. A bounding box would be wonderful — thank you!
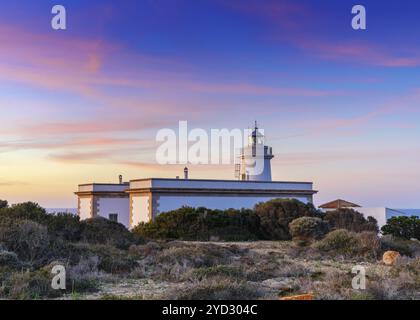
[78,182,129,186]
[129,178,313,184]
[76,183,129,194]
[128,178,315,193]
[77,178,316,194]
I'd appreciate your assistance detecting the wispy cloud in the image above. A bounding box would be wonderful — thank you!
[224,0,420,68]
[0,180,29,187]
[274,147,420,167]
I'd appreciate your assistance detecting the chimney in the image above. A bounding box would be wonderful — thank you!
[119,175,123,184]
[184,167,189,180]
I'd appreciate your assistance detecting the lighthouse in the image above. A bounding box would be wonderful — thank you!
[76,122,318,229]
[236,122,274,181]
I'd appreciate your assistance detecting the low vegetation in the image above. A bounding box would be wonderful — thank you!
[314,229,381,259]
[0,198,419,300]
[381,216,420,240]
[0,201,141,299]
[132,207,260,241]
[289,216,328,245]
[323,208,379,233]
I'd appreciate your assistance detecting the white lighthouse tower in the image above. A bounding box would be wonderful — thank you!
[236,122,274,181]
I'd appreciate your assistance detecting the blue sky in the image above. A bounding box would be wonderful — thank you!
[0,0,419,207]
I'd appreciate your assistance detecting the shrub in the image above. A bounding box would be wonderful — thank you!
[189,265,244,280]
[0,219,50,264]
[75,243,138,274]
[314,229,381,258]
[65,257,101,293]
[0,202,50,224]
[357,231,382,257]
[380,235,420,257]
[323,209,378,233]
[254,199,320,240]
[46,213,83,242]
[381,216,420,240]
[0,250,23,270]
[0,269,61,299]
[0,202,84,242]
[174,276,260,300]
[289,217,329,245]
[0,200,8,209]
[80,217,136,249]
[131,242,236,280]
[154,243,233,268]
[133,207,261,241]
[128,242,162,259]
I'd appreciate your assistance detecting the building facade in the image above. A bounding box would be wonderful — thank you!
[127,178,316,228]
[76,178,317,229]
[75,183,130,227]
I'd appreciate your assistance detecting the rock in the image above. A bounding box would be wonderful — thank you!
[261,278,294,290]
[280,293,314,300]
[383,251,400,265]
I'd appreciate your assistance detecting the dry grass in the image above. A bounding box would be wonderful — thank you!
[65,240,420,300]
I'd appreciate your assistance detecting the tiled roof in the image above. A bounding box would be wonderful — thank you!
[319,199,361,209]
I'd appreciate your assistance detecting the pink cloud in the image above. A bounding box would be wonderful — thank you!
[0,137,153,152]
[11,118,170,136]
[274,147,420,167]
[48,151,115,163]
[223,0,311,31]
[0,23,350,102]
[293,38,420,68]
[0,25,113,73]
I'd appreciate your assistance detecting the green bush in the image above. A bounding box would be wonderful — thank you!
[254,198,320,240]
[0,219,50,264]
[0,202,83,243]
[381,216,420,240]
[380,235,420,257]
[0,250,24,270]
[289,217,329,245]
[314,229,381,259]
[0,202,137,248]
[133,207,261,241]
[45,213,83,242]
[133,199,324,241]
[80,217,136,249]
[0,200,8,209]
[0,202,50,224]
[324,209,378,233]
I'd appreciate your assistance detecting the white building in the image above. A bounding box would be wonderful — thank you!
[76,182,131,227]
[319,199,420,229]
[75,126,317,229]
[236,122,274,181]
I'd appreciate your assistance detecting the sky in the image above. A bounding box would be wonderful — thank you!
[0,0,420,208]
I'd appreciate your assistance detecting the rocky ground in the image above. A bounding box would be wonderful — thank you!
[63,241,420,300]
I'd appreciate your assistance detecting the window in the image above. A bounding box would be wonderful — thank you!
[109,213,118,222]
